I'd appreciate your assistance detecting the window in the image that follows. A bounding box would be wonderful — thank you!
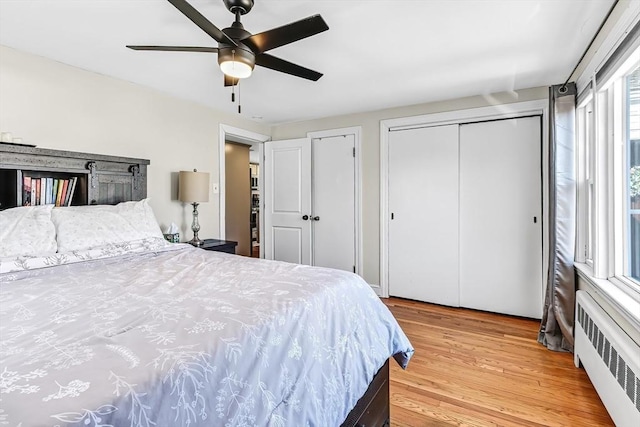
[626,68,639,281]
[586,100,595,265]
[577,98,595,265]
[577,44,640,297]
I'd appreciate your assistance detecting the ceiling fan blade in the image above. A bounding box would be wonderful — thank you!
[127,45,219,53]
[242,14,328,54]
[167,0,237,46]
[255,53,323,81]
[224,74,238,87]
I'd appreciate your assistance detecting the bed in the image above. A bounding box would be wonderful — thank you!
[0,198,413,426]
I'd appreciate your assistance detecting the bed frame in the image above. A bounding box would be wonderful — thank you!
[0,142,391,426]
[341,360,390,426]
[0,143,149,209]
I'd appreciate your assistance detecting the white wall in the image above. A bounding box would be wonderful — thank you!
[271,87,548,286]
[0,45,270,241]
[0,45,548,286]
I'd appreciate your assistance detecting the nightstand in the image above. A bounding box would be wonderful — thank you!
[199,239,238,254]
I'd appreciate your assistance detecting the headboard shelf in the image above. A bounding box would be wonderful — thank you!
[0,143,150,210]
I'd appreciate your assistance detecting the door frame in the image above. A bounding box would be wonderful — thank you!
[307,126,363,276]
[379,100,549,298]
[218,124,270,252]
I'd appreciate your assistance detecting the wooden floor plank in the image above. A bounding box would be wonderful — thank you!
[385,298,614,427]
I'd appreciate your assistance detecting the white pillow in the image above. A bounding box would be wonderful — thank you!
[51,199,164,253]
[0,205,57,257]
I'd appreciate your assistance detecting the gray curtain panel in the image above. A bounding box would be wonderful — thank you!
[538,83,577,352]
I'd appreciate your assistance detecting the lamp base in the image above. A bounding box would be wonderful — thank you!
[188,202,203,247]
[188,237,204,247]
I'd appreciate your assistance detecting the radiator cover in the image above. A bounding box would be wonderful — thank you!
[574,290,640,427]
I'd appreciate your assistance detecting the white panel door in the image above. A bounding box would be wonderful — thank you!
[312,135,355,272]
[388,124,460,306]
[459,117,542,318]
[263,138,312,265]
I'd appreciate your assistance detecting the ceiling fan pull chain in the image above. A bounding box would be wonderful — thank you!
[238,79,241,114]
[231,49,236,102]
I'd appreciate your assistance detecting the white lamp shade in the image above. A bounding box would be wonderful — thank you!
[179,170,210,203]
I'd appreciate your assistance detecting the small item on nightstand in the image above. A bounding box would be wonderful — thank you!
[163,222,180,243]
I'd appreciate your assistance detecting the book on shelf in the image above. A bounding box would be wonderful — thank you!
[40,178,46,205]
[44,178,48,204]
[21,175,79,207]
[41,179,45,205]
[22,176,31,206]
[58,179,69,207]
[62,178,71,206]
[34,178,40,205]
[47,177,54,205]
[51,179,58,205]
[55,179,64,207]
[30,179,36,205]
[43,178,48,204]
[31,178,38,205]
[65,177,77,206]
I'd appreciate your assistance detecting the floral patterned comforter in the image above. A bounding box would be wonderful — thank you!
[0,244,413,426]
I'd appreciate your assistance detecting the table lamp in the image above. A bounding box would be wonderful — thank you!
[179,169,210,247]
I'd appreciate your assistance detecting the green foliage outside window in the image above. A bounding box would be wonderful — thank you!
[631,165,640,198]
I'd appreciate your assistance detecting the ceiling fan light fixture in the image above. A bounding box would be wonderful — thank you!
[220,60,253,78]
[218,48,254,79]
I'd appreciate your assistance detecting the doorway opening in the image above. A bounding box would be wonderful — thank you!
[249,160,260,257]
[218,124,269,257]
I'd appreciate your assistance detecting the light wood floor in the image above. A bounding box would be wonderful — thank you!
[384,297,614,427]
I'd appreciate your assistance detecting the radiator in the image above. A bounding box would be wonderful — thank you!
[574,290,640,427]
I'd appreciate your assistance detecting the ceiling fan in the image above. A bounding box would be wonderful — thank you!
[127,0,329,88]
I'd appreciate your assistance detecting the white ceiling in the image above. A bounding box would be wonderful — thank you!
[0,0,615,125]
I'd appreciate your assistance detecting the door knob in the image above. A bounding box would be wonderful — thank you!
[302,215,309,220]
[312,216,320,221]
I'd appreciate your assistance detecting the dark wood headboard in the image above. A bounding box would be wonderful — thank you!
[0,143,150,210]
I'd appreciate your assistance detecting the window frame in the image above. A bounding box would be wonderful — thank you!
[574,6,640,328]
[617,65,640,289]
[576,95,595,267]
[579,47,640,303]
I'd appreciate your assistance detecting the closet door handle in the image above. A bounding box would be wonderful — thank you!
[312,216,320,221]
[302,215,309,221]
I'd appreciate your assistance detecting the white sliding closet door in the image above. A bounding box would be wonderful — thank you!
[459,117,542,318]
[388,124,459,306]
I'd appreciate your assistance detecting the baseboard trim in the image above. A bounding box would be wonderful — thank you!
[369,283,382,297]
